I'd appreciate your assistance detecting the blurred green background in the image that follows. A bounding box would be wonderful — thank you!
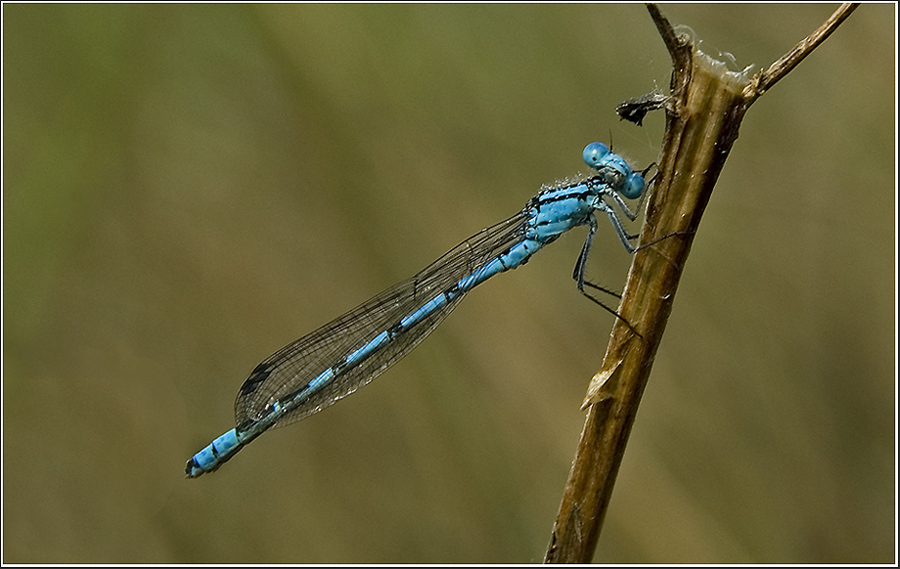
[2,3,895,563]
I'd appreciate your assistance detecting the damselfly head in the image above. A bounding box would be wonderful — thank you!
[582,142,644,200]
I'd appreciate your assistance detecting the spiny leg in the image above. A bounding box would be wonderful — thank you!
[572,216,623,297]
[578,286,643,339]
[634,229,696,270]
[582,281,621,298]
[572,214,642,338]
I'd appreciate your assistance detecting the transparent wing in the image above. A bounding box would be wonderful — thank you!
[234,209,530,428]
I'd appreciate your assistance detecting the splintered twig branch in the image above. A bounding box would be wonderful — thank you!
[544,4,859,563]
